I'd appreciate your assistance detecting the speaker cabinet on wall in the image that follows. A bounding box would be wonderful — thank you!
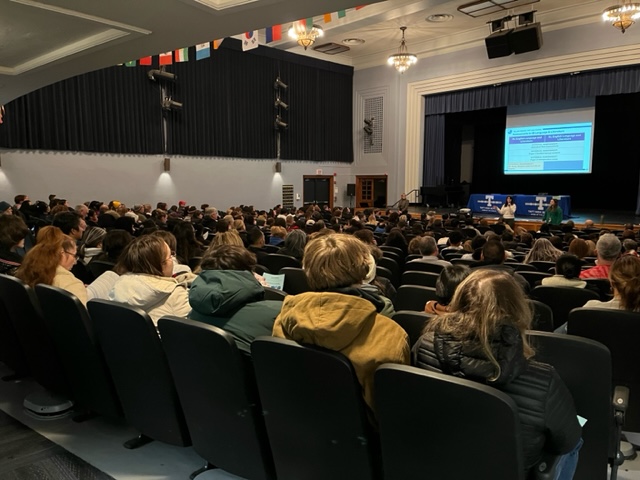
[511,23,543,54]
[485,29,513,59]
[346,184,356,197]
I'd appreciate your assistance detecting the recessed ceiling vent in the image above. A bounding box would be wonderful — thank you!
[312,43,350,55]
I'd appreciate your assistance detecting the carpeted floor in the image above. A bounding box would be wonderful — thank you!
[0,409,114,480]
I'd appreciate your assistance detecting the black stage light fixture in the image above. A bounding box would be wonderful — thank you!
[162,97,183,111]
[274,76,288,90]
[274,115,288,130]
[148,69,177,82]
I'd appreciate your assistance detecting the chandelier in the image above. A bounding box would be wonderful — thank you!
[388,27,417,74]
[288,21,324,50]
[603,3,640,33]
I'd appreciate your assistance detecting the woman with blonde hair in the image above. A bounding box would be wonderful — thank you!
[16,226,88,303]
[583,255,640,312]
[207,230,244,250]
[414,269,582,479]
[268,225,287,246]
[523,237,563,264]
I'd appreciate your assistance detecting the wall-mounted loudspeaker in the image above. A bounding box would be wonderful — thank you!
[485,30,513,59]
[275,162,282,173]
[346,184,356,197]
[510,23,543,54]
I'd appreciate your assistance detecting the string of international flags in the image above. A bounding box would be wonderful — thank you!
[121,6,366,67]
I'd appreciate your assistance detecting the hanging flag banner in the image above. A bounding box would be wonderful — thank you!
[159,51,173,65]
[175,47,189,62]
[242,30,259,51]
[213,38,224,50]
[337,10,346,18]
[355,5,366,10]
[124,60,136,67]
[139,56,152,65]
[265,25,282,43]
[195,42,211,60]
[323,13,332,23]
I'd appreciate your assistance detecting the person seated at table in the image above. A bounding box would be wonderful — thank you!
[189,245,282,353]
[272,233,410,414]
[579,233,621,279]
[542,198,563,226]
[413,269,582,478]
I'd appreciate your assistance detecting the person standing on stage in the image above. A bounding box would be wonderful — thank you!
[397,193,410,214]
[495,195,516,228]
[543,198,563,226]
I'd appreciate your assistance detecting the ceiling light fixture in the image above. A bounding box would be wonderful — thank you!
[288,20,324,50]
[603,3,640,33]
[387,26,417,74]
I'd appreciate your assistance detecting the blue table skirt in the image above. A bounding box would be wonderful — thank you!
[467,194,571,219]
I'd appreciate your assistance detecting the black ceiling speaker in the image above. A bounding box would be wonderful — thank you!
[510,23,543,54]
[485,29,513,59]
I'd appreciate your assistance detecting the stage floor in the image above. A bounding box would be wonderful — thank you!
[405,206,639,228]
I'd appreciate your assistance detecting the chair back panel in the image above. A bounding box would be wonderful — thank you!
[404,261,445,274]
[281,267,311,295]
[251,337,379,480]
[0,274,69,395]
[527,332,611,480]
[529,300,554,332]
[568,308,640,432]
[261,254,301,274]
[530,286,599,330]
[87,299,190,446]
[392,311,432,348]
[375,365,523,480]
[400,271,439,288]
[35,285,122,419]
[0,299,30,378]
[376,257,400,288]
[394,285,437,312]
[158,317,275,480]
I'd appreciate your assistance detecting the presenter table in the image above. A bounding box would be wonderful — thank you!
[467,194,571,219]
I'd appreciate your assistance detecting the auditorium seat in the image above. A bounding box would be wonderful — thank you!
[263,287,288,301]
[157,317,275,480]
[394,285,438,312]
[530,286,599,330]
[251,337,380,480]
[376,257,400,288]
[0,299,30,381]
[280,267,311,295]
[400,271,439,288]
[87,299,191,449]
[260,254,301,274]
[518,271,552,290]
[391,311,432,348]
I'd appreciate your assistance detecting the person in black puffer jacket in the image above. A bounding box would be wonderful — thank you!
[413,269,582,480]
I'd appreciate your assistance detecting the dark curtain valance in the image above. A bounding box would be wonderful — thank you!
[425,64,640,115]
[0,38,354,163]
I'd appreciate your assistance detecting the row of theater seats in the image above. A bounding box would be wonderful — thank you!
[0,273,635,479]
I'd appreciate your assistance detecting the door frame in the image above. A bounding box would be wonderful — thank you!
[356,175,388,210]
[302,175,334,211]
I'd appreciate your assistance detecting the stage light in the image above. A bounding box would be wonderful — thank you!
[148,69,177,82]
[164,157,170,172]
[274,115,288,130]
[364,117,374,135]
[162,97,183,111]
[274,77,288,90]
[274,97,289,110]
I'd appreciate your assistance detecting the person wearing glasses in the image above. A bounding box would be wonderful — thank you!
[16,226,88,304]
[109,235,190,325]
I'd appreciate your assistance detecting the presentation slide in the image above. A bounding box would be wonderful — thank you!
[503,122,593,175]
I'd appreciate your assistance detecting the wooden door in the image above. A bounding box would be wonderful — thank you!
[356,175,387,210]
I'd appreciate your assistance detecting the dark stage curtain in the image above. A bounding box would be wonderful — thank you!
[423,114,445,186]
[0,66,162,154]
[0,38,354,163]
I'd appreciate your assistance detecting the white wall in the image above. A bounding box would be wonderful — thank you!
[0,150,354,210]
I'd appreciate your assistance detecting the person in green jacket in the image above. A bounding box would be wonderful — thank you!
[542,198,563,225]
[189,244,282,353]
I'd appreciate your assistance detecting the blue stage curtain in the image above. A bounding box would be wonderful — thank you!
[423,114,445,186]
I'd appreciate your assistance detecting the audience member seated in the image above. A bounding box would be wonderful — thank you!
[582,255,640,311]
[407,236,450,267]
[567,238,590,259]
[93,229,133,264]
[16,226,88,304]
[109,235,190,325]
[424,264,471,315]
[152,230,197,284]
[189,245,282,353]
[52,211,87,242]
[579,233,621,279]
[524,238,563,264]
[0,215,29,275]
[247,228,269,264]
[385,228,408,256]
[272,234,410,413]
[79,227,107,265]
[413,269,582,477]
[622,238,638,257]
[541,254,586,289]
[172,221,205,266]
[460,235,486,261]
[277,229,307,261]
[268,226,287,246]
[472,240,529,293]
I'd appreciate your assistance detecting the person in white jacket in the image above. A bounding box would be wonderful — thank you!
[495,195,516,228]
[109,235,190,325]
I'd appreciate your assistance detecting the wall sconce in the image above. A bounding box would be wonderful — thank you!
[148,69,177,82]
[274,77,288,90]
[275,161,282,173]
[274,115,288,130]
[164,157,171,172]
[162,97,183,111]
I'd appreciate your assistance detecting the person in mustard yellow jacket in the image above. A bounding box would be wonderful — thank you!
[272,233,410,413]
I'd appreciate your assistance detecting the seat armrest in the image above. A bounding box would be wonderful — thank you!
[531,451,561,480]
[613,386,629,414]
